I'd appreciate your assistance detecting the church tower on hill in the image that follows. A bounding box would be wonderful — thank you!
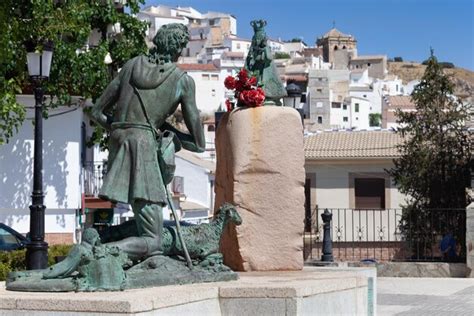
[316,28,357,65]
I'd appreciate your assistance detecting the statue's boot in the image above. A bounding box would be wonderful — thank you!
[107,201,163,261]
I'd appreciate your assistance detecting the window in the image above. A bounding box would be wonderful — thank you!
[236,43,241,49]
[396,84,399,92]
[317,116,323,124]
[317,88,323,93]
[363,94,367,98]
[316,102,323,108]
[202,74,210,80]
[354,178,385,209]
[355,103,359,112]
[367,63,371,67]
[343,116,348,122]
[331,102,341,109]
[334,45,338,50]
[211,74,219,81]
[207,125,215,132]
[209,19,215,26]
[343,104,347,110]
[342,45,346,49]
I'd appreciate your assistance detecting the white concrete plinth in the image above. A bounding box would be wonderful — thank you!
[0,267,374,315]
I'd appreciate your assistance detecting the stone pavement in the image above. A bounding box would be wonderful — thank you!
[378,277,474,315]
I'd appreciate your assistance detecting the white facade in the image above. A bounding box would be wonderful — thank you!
[223,37,251,55]
[174,151,215,223]
[183,68,226,114]
[0,96,84,240]
[306,161,405,210]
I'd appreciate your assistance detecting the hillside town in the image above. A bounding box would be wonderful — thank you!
[0,3,472,244]
[0,1,473,313]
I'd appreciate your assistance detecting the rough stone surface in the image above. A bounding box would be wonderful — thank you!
[466,202,474,277]
[376,262,467,278]
[214,107,305,271]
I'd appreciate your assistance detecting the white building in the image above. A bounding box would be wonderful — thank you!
[174,150,216,224]
[177,63,226,115]
[0,96,87,244]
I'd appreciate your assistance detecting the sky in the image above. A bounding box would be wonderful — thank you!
[144,0,474,70]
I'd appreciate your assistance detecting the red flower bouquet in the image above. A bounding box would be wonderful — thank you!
[224,68,265,110]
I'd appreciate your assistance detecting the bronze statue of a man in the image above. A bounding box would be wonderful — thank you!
[90,23,205,261]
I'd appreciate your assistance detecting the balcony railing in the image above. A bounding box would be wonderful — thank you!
[304,207,466,263]
[83,161,108,197]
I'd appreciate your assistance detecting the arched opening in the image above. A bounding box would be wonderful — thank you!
[342,45,346,49]
[334,45,338,51]
[207,125,215,132]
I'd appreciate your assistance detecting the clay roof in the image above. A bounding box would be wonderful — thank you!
[304,131,403,160]
[282,75,308,82]
[384,96,416,109]
[302,47,323,58]
[177,63,218,71]
[221,51,245,58]
[323,28,352,38]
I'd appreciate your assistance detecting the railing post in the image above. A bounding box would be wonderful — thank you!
[321,209,334,262]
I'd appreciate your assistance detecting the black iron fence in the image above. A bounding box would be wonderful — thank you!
[303,208,466,263]
[83,161,108,196]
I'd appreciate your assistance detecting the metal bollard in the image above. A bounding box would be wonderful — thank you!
[321,209,334,262]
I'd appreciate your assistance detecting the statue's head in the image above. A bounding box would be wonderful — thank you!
[250,20,267,33]
[219,203,242,226]
[151,23,189,63]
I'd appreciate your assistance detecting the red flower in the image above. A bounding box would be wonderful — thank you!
[239,88,265,107]
[234,79,244,92]
[237,68,249,84]
[247,76,257,87]
[225,99,233,112]
[224,76,236,89]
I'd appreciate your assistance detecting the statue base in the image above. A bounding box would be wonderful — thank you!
[6,255,237,292]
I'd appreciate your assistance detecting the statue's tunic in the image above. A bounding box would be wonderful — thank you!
[99,56,184,205]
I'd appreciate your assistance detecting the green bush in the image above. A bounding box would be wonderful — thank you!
[274,52,290,59]
[0,244,73,281]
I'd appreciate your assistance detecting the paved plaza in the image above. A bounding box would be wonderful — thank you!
[378,277,474,315]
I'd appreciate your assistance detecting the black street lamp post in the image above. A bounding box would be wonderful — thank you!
[25,41,53,270]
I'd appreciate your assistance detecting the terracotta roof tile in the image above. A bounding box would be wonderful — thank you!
[385,96,415,109]
[177,63,219,71]
[304,131,403,160]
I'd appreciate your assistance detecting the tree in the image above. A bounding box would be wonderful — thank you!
[388,51,472,259]
[0,0,148,145]
[273,52,290,59]
[369,113,381,127]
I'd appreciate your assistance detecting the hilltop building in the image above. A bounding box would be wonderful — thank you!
[316,28,357,67]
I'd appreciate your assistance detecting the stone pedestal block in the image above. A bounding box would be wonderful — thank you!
[467,202,474,277]
[214,107,305,271]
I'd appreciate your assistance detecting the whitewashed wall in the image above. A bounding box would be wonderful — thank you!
[305,161,405,209]
[186,70,226,114]
[174,154,213,211]
[0,95,82,237]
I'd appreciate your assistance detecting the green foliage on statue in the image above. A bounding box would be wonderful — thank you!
[387,50,472,259]
[0,0,148,145]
